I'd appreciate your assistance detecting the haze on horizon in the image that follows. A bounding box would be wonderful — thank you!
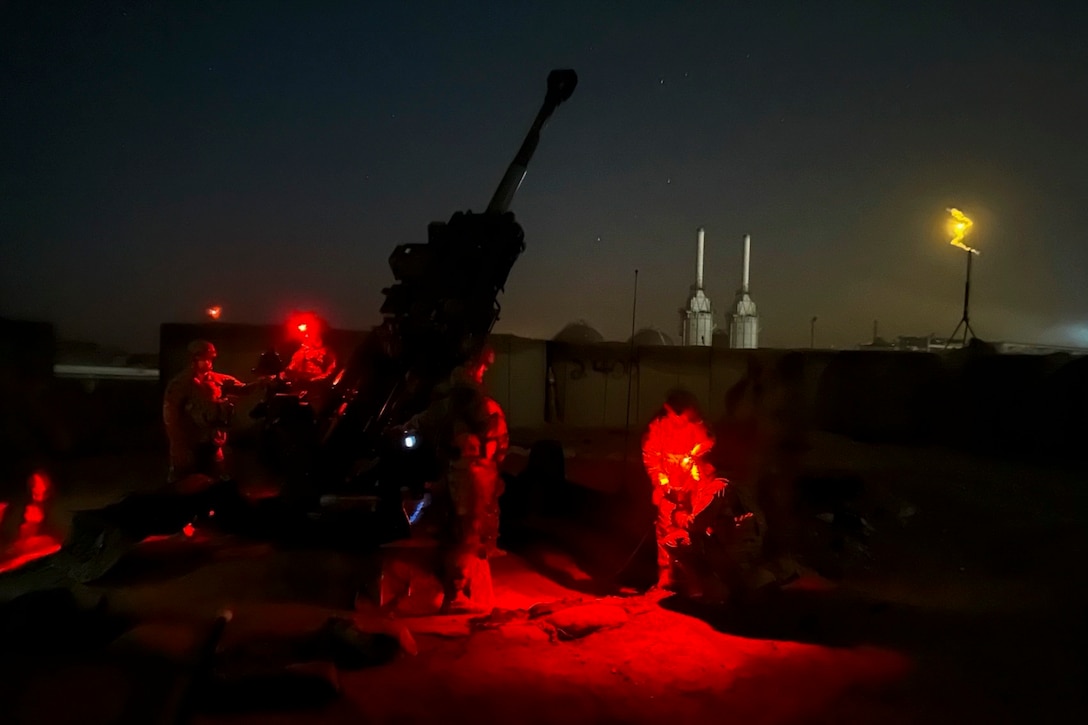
[3,1,1086,353]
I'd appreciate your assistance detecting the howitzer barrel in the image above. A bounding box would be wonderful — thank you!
[486,69,578,215]
[307,70,578,495]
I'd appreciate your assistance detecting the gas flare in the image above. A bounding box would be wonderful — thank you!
[947,208,978,254]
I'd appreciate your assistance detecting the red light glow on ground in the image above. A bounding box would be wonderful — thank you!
[0,471,62,574]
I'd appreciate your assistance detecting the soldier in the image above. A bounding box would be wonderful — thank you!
[458,346,508,557]
[162,340,248,487]
[642,392,723,593]
[410,345,508,613]
[642,390,766,602]
[283,321,337,386]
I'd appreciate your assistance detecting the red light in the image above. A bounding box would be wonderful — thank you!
[0,471,61,574]
[0,539,61,574]
[286,311,323,343]
[206,305,222,320]
[23,504,44,525]
[183,523,195,537]
[29,471,50,503]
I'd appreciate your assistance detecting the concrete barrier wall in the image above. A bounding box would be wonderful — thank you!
[486,335,547,430]
[545,343,1088,461]
[1038,355,1088,454]
[814,351,947,443]
[948,352,1075,456]
[5,315,1087,465]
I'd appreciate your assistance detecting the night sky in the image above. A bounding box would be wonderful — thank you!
[3,1,1086,352]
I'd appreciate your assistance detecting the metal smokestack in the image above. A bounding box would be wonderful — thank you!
[742,234,751,292]
[730,233,758,350]
[696,227,705,290]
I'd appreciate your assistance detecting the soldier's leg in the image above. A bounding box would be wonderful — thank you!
[167,443,197,485]
[655,523,674,589]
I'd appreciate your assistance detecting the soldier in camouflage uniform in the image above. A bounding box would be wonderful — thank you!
[162,340,248,487]
[410,346,508,613]
[283,323,337,386]
[642,391,768,602]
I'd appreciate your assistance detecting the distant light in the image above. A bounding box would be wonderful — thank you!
[402,433,418,449]
[206,305,222,320]
[947,208,978,254]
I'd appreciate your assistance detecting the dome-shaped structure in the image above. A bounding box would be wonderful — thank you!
[553,320,605,344]
[629,327,674,346]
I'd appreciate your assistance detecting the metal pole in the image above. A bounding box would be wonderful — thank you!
[623,269,639,481]
[624,269,639,430]
[962,248,973,345]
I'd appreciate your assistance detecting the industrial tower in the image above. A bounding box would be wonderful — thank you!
[728,233,759,348]
[680,227,715,346]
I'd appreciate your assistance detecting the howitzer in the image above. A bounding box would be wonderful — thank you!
[0,71,578,592]
[299,69,579,499]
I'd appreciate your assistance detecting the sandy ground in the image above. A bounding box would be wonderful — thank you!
[1,433,1085,724]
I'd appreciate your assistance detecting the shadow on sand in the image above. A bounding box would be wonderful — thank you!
[659,581,1086,721]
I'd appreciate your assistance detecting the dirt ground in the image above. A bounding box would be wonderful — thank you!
[1,432,1085,724]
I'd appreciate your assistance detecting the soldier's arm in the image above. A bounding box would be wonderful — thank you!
[317,351,338,380]
[214,372,252,395]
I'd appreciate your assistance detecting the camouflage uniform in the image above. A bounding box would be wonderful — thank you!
[283,340,337,385]
[643,399,766,601]
[162,341,242,485]
[413,350,508,612]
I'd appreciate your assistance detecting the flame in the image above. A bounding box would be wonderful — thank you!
[206,305,223,320]
[947,208,978,254]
